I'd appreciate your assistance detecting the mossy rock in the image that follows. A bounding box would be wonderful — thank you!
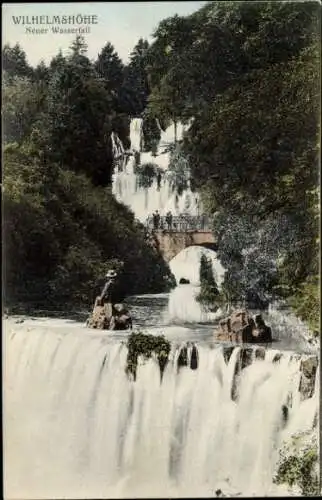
[126,331,171,381]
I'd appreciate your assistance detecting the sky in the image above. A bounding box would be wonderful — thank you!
[2,2,208,67]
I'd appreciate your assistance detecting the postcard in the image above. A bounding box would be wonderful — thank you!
[2,1,321,498]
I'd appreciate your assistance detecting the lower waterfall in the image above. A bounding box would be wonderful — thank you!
[4,320,319,499]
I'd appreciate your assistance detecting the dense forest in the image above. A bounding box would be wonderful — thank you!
[2,37,173,310]
[3,1,320,330]
[143,1,320,331]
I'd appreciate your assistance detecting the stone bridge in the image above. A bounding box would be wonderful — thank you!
[153,230,217,262]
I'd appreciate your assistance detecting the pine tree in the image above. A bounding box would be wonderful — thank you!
[95,42,124,90]
[123,38,150,116]
[197,254,220,308]
[45,38,115,185]
[2,43,32,80]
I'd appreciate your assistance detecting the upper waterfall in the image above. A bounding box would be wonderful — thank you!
[111,118,202,222]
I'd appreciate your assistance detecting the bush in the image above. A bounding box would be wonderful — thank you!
[125,331,171,381]
[288,275,320,334]
[274,441,319,496]
[3,147,173,310]
[196,254,222,310]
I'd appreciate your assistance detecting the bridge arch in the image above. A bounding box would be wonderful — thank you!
[153,229,217,262]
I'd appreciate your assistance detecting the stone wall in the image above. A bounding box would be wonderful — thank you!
[153,230,216,261]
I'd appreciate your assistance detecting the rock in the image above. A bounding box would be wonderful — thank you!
[273,352,282,363]
[214,309,272,345]
[190,344,198,370]
[177,346,188,369]
[255,347,266,360]
[109,312,132,331]
[240,347,253,370]
[223,346,234,364]
[300,356,318,379]
[299,356,318,400]
[179,277,190,284]
[87,297,132,330]
[281,404,289,426]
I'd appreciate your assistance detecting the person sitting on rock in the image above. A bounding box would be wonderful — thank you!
[98,269,118,305]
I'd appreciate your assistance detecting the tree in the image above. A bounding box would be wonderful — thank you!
[32,60,50,83]
[45,38,115,185]
[95,42,124,90]
[196,254,220,309]
[2,43,32,79]
[122,38,150,116]
[3,75,44,144]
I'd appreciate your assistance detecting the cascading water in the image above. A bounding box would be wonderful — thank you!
[4,118,319,499]
[4,318,319,498]
[112,118,226,320]
[112,118,201,222]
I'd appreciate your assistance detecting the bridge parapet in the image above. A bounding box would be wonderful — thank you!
[146,214,211,232]
[153,229,217,262]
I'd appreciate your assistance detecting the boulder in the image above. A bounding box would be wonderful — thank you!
[87,297,132,330]
[179,277,190,284]
[190,344,199,370]
[109,304,132,331]
[214,309,272,345]
[299,356,318,400]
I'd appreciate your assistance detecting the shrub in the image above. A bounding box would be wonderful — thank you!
[125,331,171,381]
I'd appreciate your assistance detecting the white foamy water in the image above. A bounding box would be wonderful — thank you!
[169,245,226,287]
[112,118,202,222]
[4,320,319,498]
[166,284,225,323]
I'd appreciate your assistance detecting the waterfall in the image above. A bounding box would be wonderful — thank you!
[111,118,202,222]
[166,284,224,323]
[169,245,226,287]
[4,321,319,498]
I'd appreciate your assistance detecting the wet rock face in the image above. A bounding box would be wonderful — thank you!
[177,344,199,371]
[214,309,272,345]
[177,346,188,369]
[190,345,198,370]
[273,353,282,363]
[255,347,266,360]
[240,347,253,370]
[223,346,234,364]
[299,356,318,400]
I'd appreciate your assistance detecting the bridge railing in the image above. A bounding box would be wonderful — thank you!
[145,214,212,232]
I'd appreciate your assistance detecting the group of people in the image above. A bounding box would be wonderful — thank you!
[150,210,174,230]
[146,212,209,232]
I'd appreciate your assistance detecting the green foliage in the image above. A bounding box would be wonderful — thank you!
[122,38,150,116]
[288,276,320,334]
[2,43,32,80]
[146,1,320,119]
[95,42,124,112]
[136,162,161,188]
[274,443,319,496]
[141,111,161,153]
[196,255,221,310]
[142,1,320,313]
[125,332,171,380]
[2,75,45,144]
[3,146,173,309]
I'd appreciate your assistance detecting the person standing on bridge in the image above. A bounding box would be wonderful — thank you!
[165,211,173,231]
[153,210,161,229]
